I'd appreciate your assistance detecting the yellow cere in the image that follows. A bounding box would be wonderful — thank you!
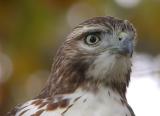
[118,32,128,39]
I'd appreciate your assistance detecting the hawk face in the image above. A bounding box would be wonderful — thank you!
[43,16,136,96]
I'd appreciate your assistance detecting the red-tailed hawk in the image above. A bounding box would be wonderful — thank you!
[8,16,137,116]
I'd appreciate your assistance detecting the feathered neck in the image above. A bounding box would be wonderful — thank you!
[37,43,132,99]
[37,58,131,99]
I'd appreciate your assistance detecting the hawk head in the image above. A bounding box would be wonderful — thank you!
[38,16,137,98]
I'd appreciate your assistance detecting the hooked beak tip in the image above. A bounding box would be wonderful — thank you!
[110,39,133,57]
[119,40,133,57]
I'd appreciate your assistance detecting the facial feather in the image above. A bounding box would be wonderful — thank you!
[86,51,132,83]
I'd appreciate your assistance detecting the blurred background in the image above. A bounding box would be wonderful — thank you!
[0,0,160,115]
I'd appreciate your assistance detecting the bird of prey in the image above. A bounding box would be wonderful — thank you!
[8,16,137,116]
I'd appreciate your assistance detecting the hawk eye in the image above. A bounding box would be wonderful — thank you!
[84,34,100,45]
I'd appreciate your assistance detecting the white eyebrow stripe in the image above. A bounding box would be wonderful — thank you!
[67,25,106,41]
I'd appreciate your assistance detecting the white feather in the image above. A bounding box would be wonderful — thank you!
[86,51,131,83]
[16,87,131,116]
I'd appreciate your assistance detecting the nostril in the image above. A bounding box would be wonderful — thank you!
[118,37,122,41]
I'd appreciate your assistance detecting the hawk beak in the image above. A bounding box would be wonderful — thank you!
[109,37,133,57]
[118,38,133,57]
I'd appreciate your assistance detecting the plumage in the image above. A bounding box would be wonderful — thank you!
[7,16,137,116]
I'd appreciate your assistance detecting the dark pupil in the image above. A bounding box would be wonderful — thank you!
[90,36,97,43]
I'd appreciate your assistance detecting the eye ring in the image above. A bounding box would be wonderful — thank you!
[84,34,101,46]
